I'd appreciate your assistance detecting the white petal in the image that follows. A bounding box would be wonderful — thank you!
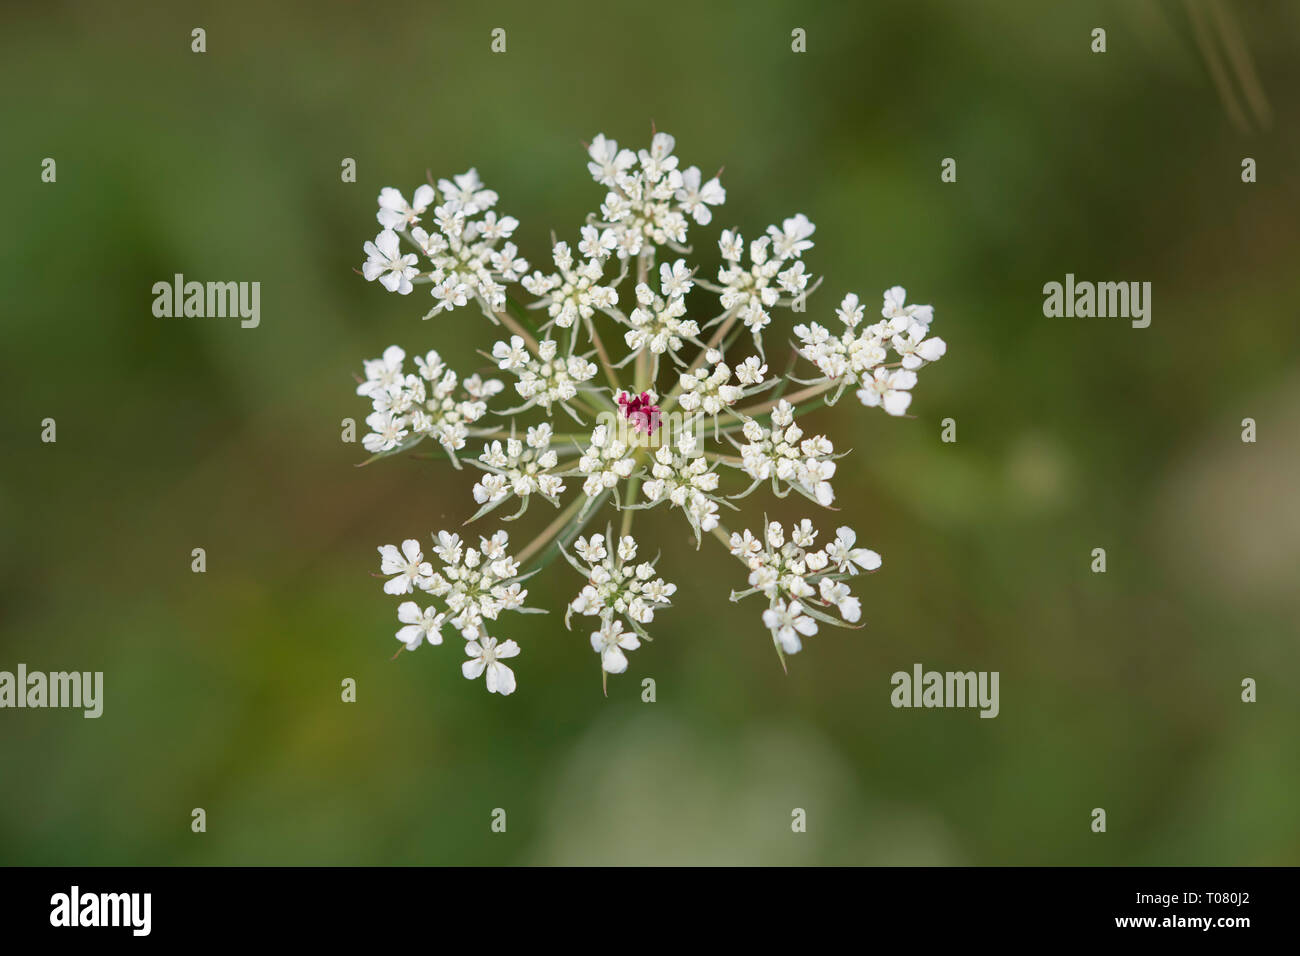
[888,369,918,390]
[488,661,516,695]
[917,337,946,361]
[602,646,628,674]
[883,391,912,416]
[854,548,882,571]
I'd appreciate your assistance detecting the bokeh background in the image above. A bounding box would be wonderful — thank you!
[2,0,1297,865]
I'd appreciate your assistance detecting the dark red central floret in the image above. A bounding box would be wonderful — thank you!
[617,390,661,435]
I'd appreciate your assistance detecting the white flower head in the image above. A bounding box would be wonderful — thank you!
[377,185,435,231]
[353,129,945,694]
[396,601,446,649]
[362,230,419,295]
[565,529,676,691]
[462,636,520,695]
[576,424,637,499]
[732,400,838,506]
[591,620,641,674]
[762,599,817,654]
[827,527,882,574]
[370,173,526,315]
[355,347,500,462]
[857,367,917,417]
[585,130,722,259]
[715,217,816,352]
[378,539,432,595]
[729,518,869,659]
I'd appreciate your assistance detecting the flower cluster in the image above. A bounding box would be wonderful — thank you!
[793,288,947,415]
[491,336,599,421]
[380,531,539,694]
[711,216,816,345]
[677,349,761,424]
[351,128,947,697]
[640,432,722,542]
[587,132,725,258]
[469,422,568,520]
[733,400,840,506]
[563,531,677,684]
[356,346,502,459]
[576,422,637,502]
[623,260,701,361]
[728,520,879,658]
[364,170,527,315]
[521,234,619,336]
[565,533,675,629]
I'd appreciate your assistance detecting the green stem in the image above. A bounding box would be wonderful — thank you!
[620,474,641,539]
[587,318,622,392]
[709,521,733,551]
[736,380,834,418]
[493,309,540,354]
[516,493,586,565]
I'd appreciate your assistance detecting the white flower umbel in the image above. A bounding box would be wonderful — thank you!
[636,432,723,545]
[356,346,503,463]
[729,400,840,506]
[793,290,946,413]
[573,422,637,506]
[468,422,569,521]
[587,132,723,260]
[728,518,876,667]
[676,348,755,425]
[620,259,701,366]
[364,171,526,318]
[491,337,598,423]
[521,235,619,348]
[563,530,676,692]
[351,127,947,697]
[705,216,817,354]
[377,530,538,694]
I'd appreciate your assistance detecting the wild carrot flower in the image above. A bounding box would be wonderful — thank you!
[351,128,947,696]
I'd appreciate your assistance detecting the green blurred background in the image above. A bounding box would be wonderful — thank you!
[2,0,1297,865]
